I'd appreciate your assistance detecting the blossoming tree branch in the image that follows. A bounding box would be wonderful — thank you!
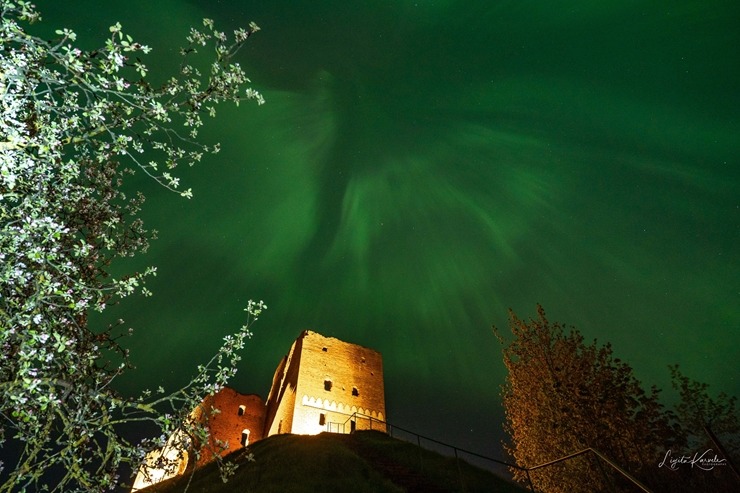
[1,1,265,490]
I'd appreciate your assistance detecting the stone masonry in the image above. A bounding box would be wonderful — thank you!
[132,330,385,491]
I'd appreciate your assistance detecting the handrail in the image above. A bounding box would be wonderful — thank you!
[383,418,526,471]
[338,412,536,491]
[332,413,655,493]
[341,411,379,428]
[526,447,653,493]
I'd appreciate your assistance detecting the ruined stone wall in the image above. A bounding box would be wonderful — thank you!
[131,431,189,492]
[132,388,264,491]
[291,331,386,434]
[194,388,265,467]
[263,355,286,435]
[263,336,303,436]
[132,331,386,492]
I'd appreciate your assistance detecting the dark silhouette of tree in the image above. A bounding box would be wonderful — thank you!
[668,365,740,491]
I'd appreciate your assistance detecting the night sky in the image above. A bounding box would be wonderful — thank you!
[36,0,739,463]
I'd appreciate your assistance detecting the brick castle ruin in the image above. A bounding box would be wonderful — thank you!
[132,330,386,490]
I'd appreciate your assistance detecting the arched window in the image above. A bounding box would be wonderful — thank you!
[241,429,250,447]
[324,379,332,391]
[238,405,246,416]
[352,387,359,397]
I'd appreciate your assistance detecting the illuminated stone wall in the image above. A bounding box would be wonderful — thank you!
[263,336,302,436]
[132,331,385,492]
[265,331,386,435]
[131,431,190,492]
[131,388,264,491]
[193,388,266,467]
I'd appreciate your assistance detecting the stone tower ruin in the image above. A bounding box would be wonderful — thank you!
[264,330,386,435]
[132,330,386,491]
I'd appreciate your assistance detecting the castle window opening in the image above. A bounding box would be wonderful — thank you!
[319,413,326,426]
[324,379,332,391]
[241,429,250,447]
[322,347,328,352]
[361,357,365,364]
[238,405,245,416]
[352,387,359,397]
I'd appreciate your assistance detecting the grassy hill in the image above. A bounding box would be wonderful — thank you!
[138,430,529,493]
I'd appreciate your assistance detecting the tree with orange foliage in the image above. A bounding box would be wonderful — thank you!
[495,305,678,493]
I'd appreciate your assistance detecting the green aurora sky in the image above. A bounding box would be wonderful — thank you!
[34,0,739,459]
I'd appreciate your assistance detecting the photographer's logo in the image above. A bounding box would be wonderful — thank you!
[658,449,727,471]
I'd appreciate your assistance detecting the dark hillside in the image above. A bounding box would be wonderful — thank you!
[139,431,528,493]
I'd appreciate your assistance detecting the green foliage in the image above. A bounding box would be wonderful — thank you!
[0,1,264,491]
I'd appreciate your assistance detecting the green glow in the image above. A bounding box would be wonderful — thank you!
[37,0,740,454]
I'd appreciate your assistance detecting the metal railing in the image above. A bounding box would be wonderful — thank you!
[339,411,385,433]
[331,413,656,493]
[526,448,653,493]
[336,413,535,491]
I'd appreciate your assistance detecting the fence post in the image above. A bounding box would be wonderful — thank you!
[524,470,536,492]
[704,424,740,482]
[454,448,465,492]
[417,434,424,472]
[593,453,617,493]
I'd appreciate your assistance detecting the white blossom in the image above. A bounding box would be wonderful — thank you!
[1,2,264,490]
